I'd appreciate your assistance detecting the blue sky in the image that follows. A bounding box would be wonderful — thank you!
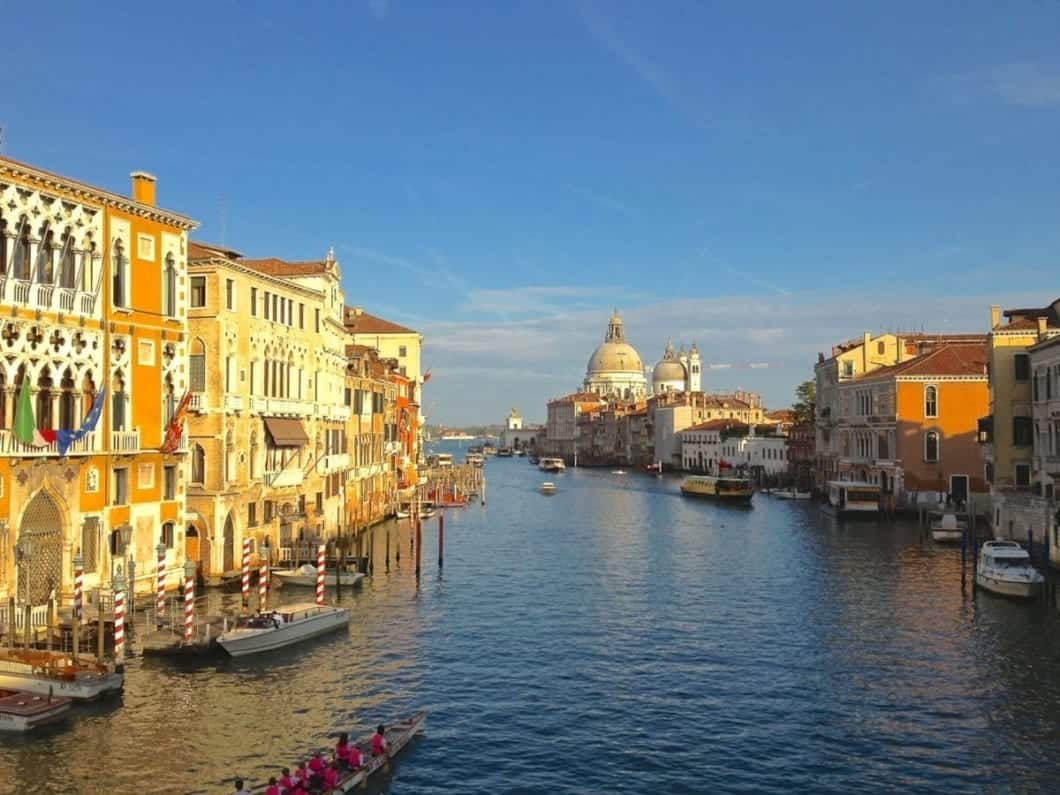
[4,1,1059,424]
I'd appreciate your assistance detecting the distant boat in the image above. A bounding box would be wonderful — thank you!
[497,447,514,457]
[611,469,627,475]
[272,564,365,588]
[540,482,556,494]
[773,488,812,501]
[441,432,475,441]
[680,475,753,503]
[539,457,566,472]
[930,511,966,543]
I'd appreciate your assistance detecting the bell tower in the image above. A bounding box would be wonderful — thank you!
[688,341,702,392]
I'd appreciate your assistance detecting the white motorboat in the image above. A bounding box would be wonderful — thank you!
[0,689,72,732]
[822,480,880,517]
[218,603,350,657]
[272,564,365,588]
[773,488,812,500]
[539,457,566,472]
[930,512,966,543]
[0,651,123,700]
[976,541,1044,599]
[611,469,627,475]
[539,482,556,494]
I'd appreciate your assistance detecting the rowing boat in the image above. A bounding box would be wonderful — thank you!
[251,710,426,793]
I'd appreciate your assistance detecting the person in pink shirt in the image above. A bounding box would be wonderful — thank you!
[347,743,364,770]
[308,750,327,774]
[264,776,280,795]
[294,761,310,789]
[279,767,295,791]
[371,725,388,757]
[322,761,340,790]
[335,732,351,764]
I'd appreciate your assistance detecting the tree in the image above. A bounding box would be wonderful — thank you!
[792,380,816,425]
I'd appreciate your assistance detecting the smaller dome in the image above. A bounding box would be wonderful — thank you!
[653,358,687,384]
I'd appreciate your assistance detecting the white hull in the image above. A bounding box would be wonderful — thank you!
[932,530,963,543]
[0,670,123,701]
[773,490,812,500]
[273,570,365,588]
[219,605,349,657]
[0,696,71,732]
[976,573,1042,599]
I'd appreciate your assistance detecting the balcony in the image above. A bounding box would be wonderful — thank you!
[0,429,98,456]
[224,393,244,412]
[249,396,268,414]
[112,429,140,453]
[189,392,207,413]
[264,468,304,488]
[0,277,99,318]
[263,398,312,417]
[317,453,350,474]
[1045,454,1060,475]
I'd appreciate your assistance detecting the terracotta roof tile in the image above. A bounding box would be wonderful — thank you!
[188,240,242,261]
[855,342,988,380]
[343,306,418,335]
[241,257,328,277]
[683,419,749,433]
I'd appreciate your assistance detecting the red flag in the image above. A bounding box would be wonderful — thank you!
[719,459,731,470]
[160,392,193,454]
[422,368,432,383]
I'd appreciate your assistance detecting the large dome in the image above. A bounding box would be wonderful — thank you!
[585,311,644,375]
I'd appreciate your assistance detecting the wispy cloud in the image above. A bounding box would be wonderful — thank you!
[573,0,712,128]
[565,184,639,218]
[368,0,389,20]
[698,248,792,296]
[939,62,1060,107]
[339,245,467,293]
[460,285,646,317]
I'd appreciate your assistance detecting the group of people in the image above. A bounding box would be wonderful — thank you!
[233,725,389,795]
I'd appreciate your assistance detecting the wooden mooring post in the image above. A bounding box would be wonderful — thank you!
[438,514,444,569]
[415,519,422,580]
[385,527,391,572]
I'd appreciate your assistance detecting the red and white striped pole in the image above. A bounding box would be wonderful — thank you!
[241,538,251,607]
[155,543,166,628]
[113,572,126,664]
[73,554,84,624]
[259,561,268,610]
[315,544,326,606]
[183,560,195,644]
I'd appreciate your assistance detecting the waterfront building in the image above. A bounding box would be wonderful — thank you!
[545,392,606,462]
[387,363,420,503]
[650,340,702,394]
[835,340,988,507]
[982,304,1060,546]
[680,420,788,479]
[185,242,352,577]
[575,399,646,466]
[651,390,764,471]
[786,421,816,487]
[0,157,197,605]
[583,311,648,400]
[500,407,542,452]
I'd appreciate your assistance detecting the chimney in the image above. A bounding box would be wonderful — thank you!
[990,305,1001,329]
[354,306,364,317]
[1038,315,1048,338]
[131,171,157,206]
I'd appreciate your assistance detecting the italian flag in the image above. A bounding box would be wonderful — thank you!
[13,376,57,448]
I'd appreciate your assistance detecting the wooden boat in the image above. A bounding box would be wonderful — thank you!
[539,482,556,494]
[0,689,72,732]
[930,511,966,543]
[272,564,365,588]
[0,650,123,700]
[217,604,349,657]
[251,711,427,794]
[680,475,753,503]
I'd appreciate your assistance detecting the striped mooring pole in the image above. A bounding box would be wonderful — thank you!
[183,560,196,644]
[241,538,251,607]
[259,561,269,610]
[315,544,326,606]
[155,543,166,628]
[113,573,126,664]
[73,555,84,624]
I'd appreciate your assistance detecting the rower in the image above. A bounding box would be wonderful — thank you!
[371,724,389,757]
[322,761,341,790]
[335,731,351,766]
[279,767,295,791]
[264,776,280,795]
[347,742,364,770]
[233,779,250,795]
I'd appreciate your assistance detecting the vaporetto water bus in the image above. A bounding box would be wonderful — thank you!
[679,475,754,503]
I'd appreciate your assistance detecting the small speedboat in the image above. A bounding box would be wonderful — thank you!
[976,541,1043,599]
[773,488,812,500]
[611,470,627,475]
[218,603,350,657]
[539,457,566,472]
[0,689,72,732]
[930,512,966,543]
[272,564,365,588]
[539,482,556,494]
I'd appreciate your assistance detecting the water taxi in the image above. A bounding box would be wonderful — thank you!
[680,475,753,502]
[497,447,514,457]
[930,512,966,543]
[823,481,880,517]
[217,603,349,657]
[272,564,366,588]
[0,650,123,700]
[976,541,1044,599]
[773,488,812,500]
[0,689,71,732]
[427,453,454,468]
[538,457,566,472]
[539,482,556,494]
[466,452,485,467]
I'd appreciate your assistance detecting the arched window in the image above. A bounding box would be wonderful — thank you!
[163,254,177,317]
[225,431,235,482]
[163,374,176,424]
[59,368,76,429]
[111,370,126,431]
[12,218,31,280]
[59,229,77,289]
[924,385,938,418]
[877,340,885,355]
[924,431,939,463]
[80,238,96,293]
[161,521,175,550]
[37,227,54,284]
[189,338,206,392]
[112,239,127,308]
[191,444,205,483]
[36,366,54,431]
[250,431,260,479]
[0,211,7,275]
[81,373,97,419]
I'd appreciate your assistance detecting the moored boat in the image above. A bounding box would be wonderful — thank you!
[217,603,349,657]
[976,541,1043,599]
[0,689,72,732]
[539,482,556,494]
[930,512,966,543]
[538,457,566,472]
[272,564,365,588]
[823,480,880,517]
[680,475,753,502]
[497,447,513,457]
[773,488,812,500]
[0,650,123,700]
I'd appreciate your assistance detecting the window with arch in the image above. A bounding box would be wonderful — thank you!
[59,229,77,289]
[111,370,127,431]
[81,373,97,420]
[112,239,128,308]
[0,371,6,430]
[36,366,54,431]
[37,226,54,284]
[163,254,177,317]
[191,444,205,484]
[161,521,175,550]
[189,339,206,392]
[80,238,97,293]
[877,340,885,355]
[250,431,260,480]
[924,431,939,463]
[163,374,176,424]
[224,431,235,482]
[12,218,31,280]
[924,385,938,418]
[59,368,76,430]
[0,211,7,274]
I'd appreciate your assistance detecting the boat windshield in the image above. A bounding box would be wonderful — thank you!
[992,557,1030,568]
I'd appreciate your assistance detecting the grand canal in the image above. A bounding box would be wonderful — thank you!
[5,450,1060,793]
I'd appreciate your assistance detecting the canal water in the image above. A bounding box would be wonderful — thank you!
[4,449,1060,793]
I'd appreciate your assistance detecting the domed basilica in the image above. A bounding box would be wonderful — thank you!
[583,311,702,400]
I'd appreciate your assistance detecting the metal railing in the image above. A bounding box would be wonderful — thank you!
[111,429,140,453]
